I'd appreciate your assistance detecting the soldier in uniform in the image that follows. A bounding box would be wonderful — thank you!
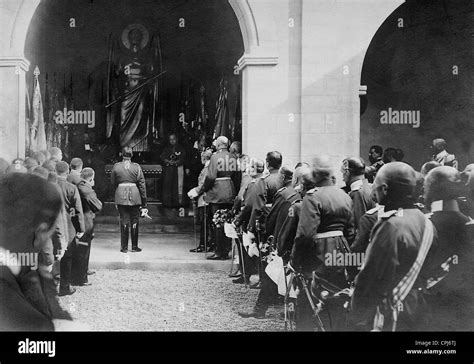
[248,151,284,235]
[67,157,83,186]
[365,145,384,183]
[197,136,240,260]
[233,158,265,283]
[278,165,315,261]
[341,157,376,229]
[431,138,458,170]
[238,165,313,318]
[351,162,437,331]
[73,168,103,286]
[290,155,355,331]
[111,146,147,253]
[421,166,473,331]
[55,161,85,296]
[350,205,380,254]
[264,166,297,244]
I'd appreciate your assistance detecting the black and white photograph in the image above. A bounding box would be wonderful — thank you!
[0,0,473,359]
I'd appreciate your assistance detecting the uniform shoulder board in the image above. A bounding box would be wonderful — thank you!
[380,209,398,219]
[307,188,318,194]
[290,199,302,206]
[277,187,287,193]
[365,207,379,215]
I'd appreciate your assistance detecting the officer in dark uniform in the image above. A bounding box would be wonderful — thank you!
[73,168,103,286]
[365,145,384,183]
[238,165,314,319]
[290,155,355,331]
[351,162,437,331]
[350,205,380,254]
[111,146,147,253]
[421,166,473,331]
[264,166,297,244]
[55,161,85,296]
[248,151,284,234]
[277,165,314,261]
[232,158,265,282]
[196,136,240,260]
[341,157,376,229]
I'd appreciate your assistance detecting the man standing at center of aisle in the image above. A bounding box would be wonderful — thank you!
[197,136,240,260]
[111,146,147,253]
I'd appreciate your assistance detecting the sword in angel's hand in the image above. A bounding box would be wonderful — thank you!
[105,70,167,109]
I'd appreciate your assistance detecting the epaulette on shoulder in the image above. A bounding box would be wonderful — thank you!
[381,208,406,219]
[380,209,398,219]
[365,207,379,215]
[306,188,318,194]
[290,199,302,206]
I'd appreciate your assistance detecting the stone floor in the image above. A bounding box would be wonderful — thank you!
[58,230,285,331]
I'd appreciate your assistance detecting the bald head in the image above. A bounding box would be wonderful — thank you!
[424,166,464,207]
[293,164,312,189]
[279,166,293,186]
[311,155,334,185]
[374,162,416,206]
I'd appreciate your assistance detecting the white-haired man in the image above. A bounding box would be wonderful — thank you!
[196,136,241,260]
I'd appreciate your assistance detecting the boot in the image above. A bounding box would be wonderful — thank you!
[58,285,76,297]
[120,223,129,253]
[131,222,141,252]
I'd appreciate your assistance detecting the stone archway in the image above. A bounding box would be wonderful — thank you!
[0,0,279,161]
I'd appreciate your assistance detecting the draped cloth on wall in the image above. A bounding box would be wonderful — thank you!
[213,79,229,139]
[30,67,47,153]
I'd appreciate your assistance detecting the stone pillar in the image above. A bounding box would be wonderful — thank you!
[0,57,30,161]
[300,0,403,183]
[235,0,302,167]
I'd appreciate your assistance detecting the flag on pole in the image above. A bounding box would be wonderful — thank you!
[30,66,47,152]
[213,78,229,140]
[25,83,32,154]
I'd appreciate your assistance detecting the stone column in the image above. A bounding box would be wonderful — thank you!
[0,57,30,161]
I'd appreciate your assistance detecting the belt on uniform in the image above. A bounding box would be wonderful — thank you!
[215,177,231,181]
[315,231,343,239]
[119,183,136,187]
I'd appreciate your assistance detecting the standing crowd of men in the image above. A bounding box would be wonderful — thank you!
[0,148,102,330]
[187,136,473,331]
[0,136,472,331]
